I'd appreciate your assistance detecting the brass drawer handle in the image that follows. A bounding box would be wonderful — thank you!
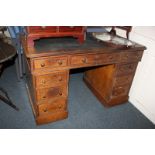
[40,63,45,67]
[113,86,124,96]
[109,56,114,60]
[125,55,129,59]
[58,60,63,65]
[43,108,47,112]
[41,80,46,84]
[58,105,62,109]
[82,57,87,63]
[59,92,63,96]
[42,95,46,99]
[58,76,62,81]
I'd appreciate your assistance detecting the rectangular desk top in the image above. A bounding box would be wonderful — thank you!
[22,34,146,58]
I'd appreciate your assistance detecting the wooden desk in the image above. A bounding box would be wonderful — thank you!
[22,34,146,125]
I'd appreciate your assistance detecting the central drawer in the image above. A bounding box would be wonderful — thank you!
[70,54,96,66]
[70,53,120,67]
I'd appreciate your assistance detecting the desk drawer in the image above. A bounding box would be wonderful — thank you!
[35,71,68,89]
[38,98,67,115]
[116,63,137,76]
[112,84,130,97]
[114,74,134,87]
[121,51,143,63]
[70,54,96,66]
[33,56,68,70]
[70,53,120,67]
[95,53,120,64]
[36,86,67,101]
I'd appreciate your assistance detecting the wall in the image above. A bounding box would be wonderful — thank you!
[116,26,155,124]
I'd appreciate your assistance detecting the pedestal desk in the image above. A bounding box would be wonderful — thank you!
[22,34,146,125]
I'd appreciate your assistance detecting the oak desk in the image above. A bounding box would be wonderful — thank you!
[22,34,146,125]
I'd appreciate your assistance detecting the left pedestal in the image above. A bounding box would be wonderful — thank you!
[24,55,69,125]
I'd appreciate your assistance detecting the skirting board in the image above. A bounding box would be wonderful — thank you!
[129,97,155,125]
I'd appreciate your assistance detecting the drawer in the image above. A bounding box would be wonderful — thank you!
[38,98,67,115]
[70,54,96,66]
[116,63,137,76]
[59,26,83,32]
[36,86,67,101]
[28,26,57,33]
[35,71,68,88]
[95,53,120,64]
[33,56,68,69]
[121,51,143,63]
[33,57,50,69]
[112,84,130,97]
[70,53,120,67]
[114,74,134,87]
[50,56,68,68]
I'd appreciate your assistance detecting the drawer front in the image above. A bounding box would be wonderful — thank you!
[36,86,67,101]
[33,56,68,70]
[70,54,96,66]
[28,26,57,33]
[114,74,134,87]
[116,63,137,76]
[38,99,67,115]
[33,58,50,69]
[70,53,120,67]
[112,84,130,97]
[121,51,143,63]
[59,26,83,32]
[35,71,68,88]
[96,53,120,64]
[50,56,68,68]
